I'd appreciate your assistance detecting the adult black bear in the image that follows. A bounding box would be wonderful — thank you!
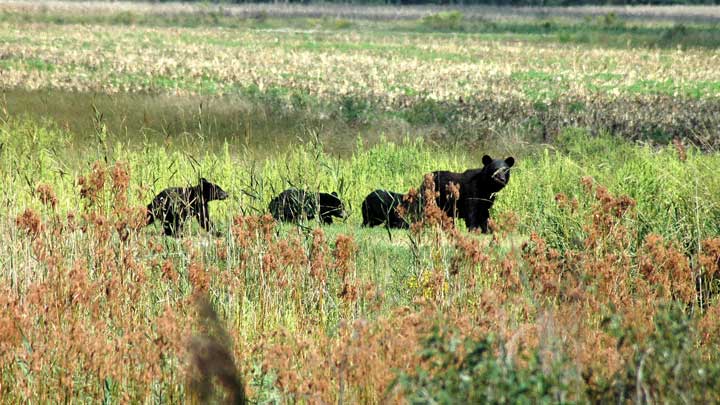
[269,188,346,224]
[361,189,409,229]
[146,178,228,236]
[426,155,514,233]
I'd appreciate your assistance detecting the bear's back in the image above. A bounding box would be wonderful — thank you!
[270,188,317,221]
[151,186,198,208]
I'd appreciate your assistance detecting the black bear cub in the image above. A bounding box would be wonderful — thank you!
[361,190,409,229]
[269,188,346,224]
[428,155,514,233]
[146,178,228,236]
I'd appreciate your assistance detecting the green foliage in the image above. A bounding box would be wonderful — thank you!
[110,11,139,25]
[326,17,352,30]
[394,326,575,403]
[394,306,720,404]
[400,98,458,126]
[660,23,689,45]
[595,304,720,403]
[0,117,71,207]
[600,12,623,29]
[420,11,464,31]
[496,128,720,255]
[338,94,371,124]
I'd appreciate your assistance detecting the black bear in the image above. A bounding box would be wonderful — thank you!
[269,188,346,224]
[146,178,228,236]
[361,189,410,229]
[425,155,514,233]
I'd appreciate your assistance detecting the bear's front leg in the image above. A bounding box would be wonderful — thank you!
[460,199,479,231]
[197,203,221,236]
[464,204,490,233]
[463,209,477,231]
[164,216,181,236]
[390,218,409,229]
[197,204,211,230]
[478,209,490,234]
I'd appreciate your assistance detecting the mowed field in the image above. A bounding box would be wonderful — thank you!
[2,2,720,402]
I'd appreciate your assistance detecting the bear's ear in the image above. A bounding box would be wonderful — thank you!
[505,157,515,167]
[482,155,493,166]
[199,177,209,185]
[332,191,338,196]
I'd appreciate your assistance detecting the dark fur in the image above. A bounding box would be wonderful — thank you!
[361,190,409,229]
[269,188,346,224]
[426,155,514,233]
[146,178,228,236]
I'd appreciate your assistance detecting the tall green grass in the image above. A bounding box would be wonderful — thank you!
[2,116,717,253]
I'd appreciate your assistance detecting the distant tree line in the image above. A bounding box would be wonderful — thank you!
[134,0,720,5]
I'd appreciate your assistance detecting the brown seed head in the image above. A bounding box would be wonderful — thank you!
[16,208,43,237]
[36,183,58,210]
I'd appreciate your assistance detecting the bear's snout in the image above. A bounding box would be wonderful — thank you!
[491,167,510,185]
[216,190,229,200]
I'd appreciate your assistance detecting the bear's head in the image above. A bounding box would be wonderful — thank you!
[319,191,347,223]
[480,155,515,192]
[200,178,229,201]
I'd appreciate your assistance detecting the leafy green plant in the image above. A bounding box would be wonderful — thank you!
[393,326,575,403]
[420,11,464,31]
[594,304,720,403]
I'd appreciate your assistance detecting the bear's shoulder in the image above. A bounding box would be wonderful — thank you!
[319,192,339,205]
[460,168,485,182]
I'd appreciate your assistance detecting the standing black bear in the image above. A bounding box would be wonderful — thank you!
[146,178,228,236]
[361,189,409,229]
[425,155,514,233]
[269,188,346,224]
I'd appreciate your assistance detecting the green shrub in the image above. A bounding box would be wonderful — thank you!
[660,23,689,45]
[393,326,577,403]
[595,304,720,403]
[420,11,464,31]
[338,95,371,124]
